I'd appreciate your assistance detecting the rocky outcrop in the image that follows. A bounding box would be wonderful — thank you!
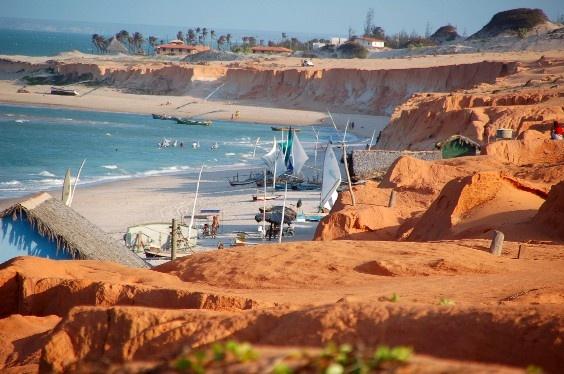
[430,25,460,43]
[0,257,263,318]
[534,181,564,240]
[469,8,551,39]
[484,138,564,166]
[378,89,563,150]
[407,172,547,242]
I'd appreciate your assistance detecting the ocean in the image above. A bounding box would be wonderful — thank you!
[0,29,95,56]
[0,104,349,198]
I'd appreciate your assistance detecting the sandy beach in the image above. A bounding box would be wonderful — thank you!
[70,166,324,249]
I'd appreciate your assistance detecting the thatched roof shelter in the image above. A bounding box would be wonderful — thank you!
[0,192,148,268]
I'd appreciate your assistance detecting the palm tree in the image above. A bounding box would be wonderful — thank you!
[148,35,158,54]
[195,27,201,43]
[210,29,216,48]
[187,29,196,45]
[116,30,129,43]
[282,32,287,41]
[176,31,184,42]
[95,35,108,54]
[217,35,226,51]
[132,32,144,54]
[226,33,232,49]
[202,27,208,45]
[91,34,100,53]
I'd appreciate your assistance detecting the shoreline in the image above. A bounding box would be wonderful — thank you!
[0,82,389,138]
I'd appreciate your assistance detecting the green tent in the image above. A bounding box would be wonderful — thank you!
[438,135,481,159]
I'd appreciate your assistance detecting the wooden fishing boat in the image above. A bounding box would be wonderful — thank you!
[252,194,280,201]
[50,87,79,96]
[176,117,212,126]
[152,113,174,120]
[271,126,300,132]
[228,172,261,186]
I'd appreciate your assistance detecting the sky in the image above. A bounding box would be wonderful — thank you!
[2,0,563,38]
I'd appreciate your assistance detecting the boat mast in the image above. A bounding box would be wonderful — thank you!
[263,168,267,236]
[188,165,204,242]
[368,128,377,150]
[278,181,288,243]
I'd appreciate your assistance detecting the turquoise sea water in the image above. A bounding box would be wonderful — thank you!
[0,29,94,56]
[0,104,348,198]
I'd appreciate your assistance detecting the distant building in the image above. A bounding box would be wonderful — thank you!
[251,46,293,54]
[353,36,385,48]
[156,40,210,56]
[312,42,327,50]
[330,37,348,46]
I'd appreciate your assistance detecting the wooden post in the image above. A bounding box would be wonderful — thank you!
[388,189,397,208]
[490,230,504,256]
[171,218,177,261]
[517,244,523,259]
[342,143,356,206]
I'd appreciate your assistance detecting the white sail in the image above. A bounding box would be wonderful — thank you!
[262,137,278,171]
[62,168,72,206]
[321,144,341,211]
[274,145,287,177]
[291,131,309,175]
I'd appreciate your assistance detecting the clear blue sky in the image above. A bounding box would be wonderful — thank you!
[3,0,563,36]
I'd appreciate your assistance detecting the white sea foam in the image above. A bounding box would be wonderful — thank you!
[1,180,22,186]
[225,152,236,156]
[101,165,118,170]
[105,133,112,136]
[38,178,64,186]
[15,119,28,124]
[39,170,56,177]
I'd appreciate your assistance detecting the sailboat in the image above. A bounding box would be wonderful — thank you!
[62,169,72,206]
[320,144,341,211]
[61,160,86,207]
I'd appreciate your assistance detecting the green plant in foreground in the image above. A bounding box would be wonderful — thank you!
[439,298,455,306]
[526,364,543,374]
[174,340,259,373]
[389,293,400,302]
[373,345,413,368]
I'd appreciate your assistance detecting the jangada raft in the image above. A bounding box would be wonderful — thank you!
[176,117,212,126]
[50,86,79,96]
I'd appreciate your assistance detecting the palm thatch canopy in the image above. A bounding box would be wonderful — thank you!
[0,192,148,268]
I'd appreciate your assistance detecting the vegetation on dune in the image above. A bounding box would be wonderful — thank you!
[170,341,413,373]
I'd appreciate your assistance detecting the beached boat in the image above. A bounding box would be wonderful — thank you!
[125,222,197,254]
[152,113,175,120]
[228,172,258,186]
[271,126,300,132]
[176,118,212,126]
[50,87,79,96]
[252,194,280,201]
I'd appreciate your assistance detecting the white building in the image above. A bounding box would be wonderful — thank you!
[354,36,385,48]
[330,37,348,46]
[312,42,327,50]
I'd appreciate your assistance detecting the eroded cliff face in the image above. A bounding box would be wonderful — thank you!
[3,57,516,114]
[377,89,563,150]
[219,61,516,114]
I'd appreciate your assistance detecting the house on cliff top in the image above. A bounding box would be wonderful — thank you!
[156,39,210,56]
[0,192,148,268]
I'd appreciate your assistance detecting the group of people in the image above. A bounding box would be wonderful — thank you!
[202,215,220,239]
